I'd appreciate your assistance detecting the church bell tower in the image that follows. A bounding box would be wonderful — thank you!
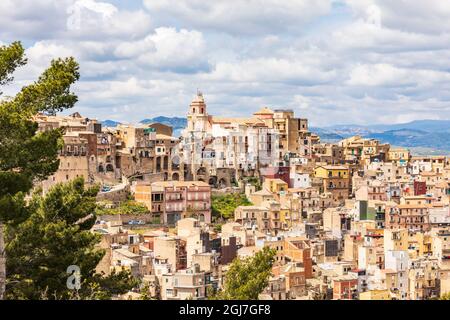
[187,90,208,133]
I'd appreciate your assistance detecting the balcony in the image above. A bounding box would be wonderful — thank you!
[327,184,347,190]
[166,197,184,202]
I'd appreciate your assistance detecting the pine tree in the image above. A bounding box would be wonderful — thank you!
[0,41,136,300]
[0,41,79,299]
[5,178,137,299]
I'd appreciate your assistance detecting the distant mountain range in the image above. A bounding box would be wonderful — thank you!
[140,117,187,136]
[310,120,450,154]
[312,120,450,135]
[101,119,122,127]
[101,117,450,154]
[101,116,188,136]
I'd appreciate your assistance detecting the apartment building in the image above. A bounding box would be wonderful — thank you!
[386,196,433,232]
[153,236,187,271]
[314,165,350,205]
[387,148,410,166]
[160,264,211,300]
[134,181,211,224]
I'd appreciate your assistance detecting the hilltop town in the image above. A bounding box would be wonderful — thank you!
[34,92,450,300]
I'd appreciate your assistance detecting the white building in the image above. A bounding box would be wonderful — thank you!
[385,250,409,299]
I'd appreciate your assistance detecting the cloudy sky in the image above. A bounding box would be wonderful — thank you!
[1,0,450,127]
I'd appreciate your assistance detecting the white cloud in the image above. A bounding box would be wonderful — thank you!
[66,5,152,40]
[347,63,409,87]
[347,63,450,88]
[205,57,336,85]
[0,0,70,39]
[2,0,450,125]
[115,27,209,73]
[143,0,332,35]
[344,0,450,34]
[0,0,152,41]
[329,9,449,53]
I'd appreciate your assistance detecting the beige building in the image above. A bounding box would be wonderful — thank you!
[153,236,186,271]
[41,133,89,193]
[160,264,210,300]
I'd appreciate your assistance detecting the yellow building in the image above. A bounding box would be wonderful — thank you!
[384,229,409,252]
[314,165,350,204]
[339,136,389,165]
[263,178,289,194]
[314,165,349,180]
[360,289,391,300]
[279,206,291,229]
[134,184,152,210]
[388,147,410,164]
[253,108,309,156]
[407,232,430,258]
[408,260,439,300]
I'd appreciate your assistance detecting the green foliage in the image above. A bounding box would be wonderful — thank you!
[0,41,27,90]
[243,177,262,191]
[0,41,80,224]
[5,178,137,300]
[213,223,223,233]
[211,193,252,220]
[86,269,139,300]
[440,292,450,300]
[0,41,81,300]
[96,200,149,216]
[206,285,217,299]
[212,246,276,300]
[0,41,135,300]
[140,282,152,300]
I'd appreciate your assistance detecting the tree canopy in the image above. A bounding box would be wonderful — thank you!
[0,40,81,300]
[211,193,252,220]
[0,41,136,300]
[0,41,27,91]
[440,292,450,300]
[0,41,80,224]
[212,246,276,300]
[5,178,137,299]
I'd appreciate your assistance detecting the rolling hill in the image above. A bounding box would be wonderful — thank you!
[140,116,187,136]
[311,120,450,154]
[101,120,121,127]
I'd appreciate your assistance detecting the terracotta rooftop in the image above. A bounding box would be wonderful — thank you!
[254,107,274,115]
[211,116,266,126]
